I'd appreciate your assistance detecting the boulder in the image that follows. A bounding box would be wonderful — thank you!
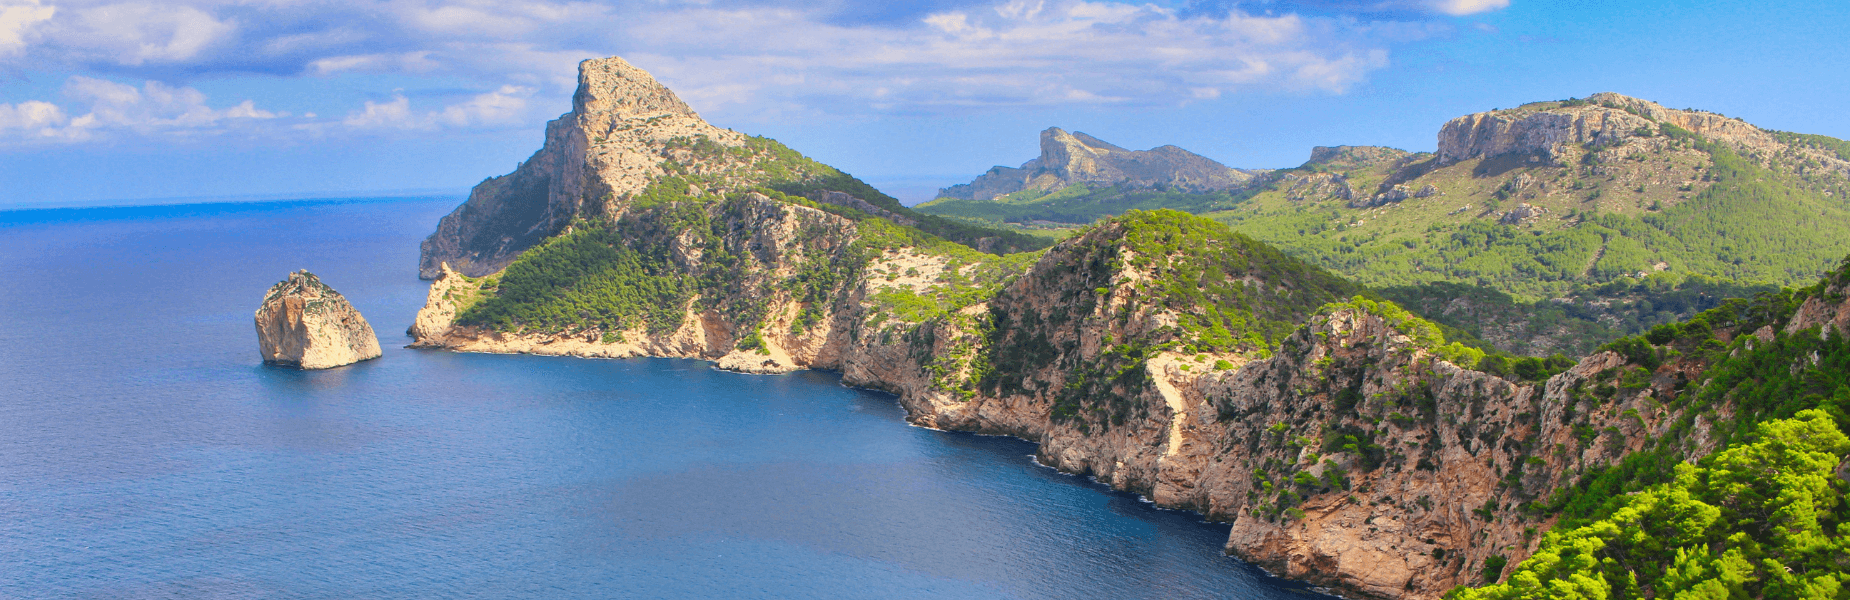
[255,270,382,369]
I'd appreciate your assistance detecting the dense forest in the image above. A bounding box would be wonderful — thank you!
[917,182,1256,227]
[1451,259,1850,598]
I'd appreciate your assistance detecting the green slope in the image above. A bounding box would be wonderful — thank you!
[916,183,1254,226]
[1455,260,1850,599]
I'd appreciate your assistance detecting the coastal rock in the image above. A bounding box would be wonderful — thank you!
[938,127,1263,201]
[255,270,381,369]
[405,263,465,347]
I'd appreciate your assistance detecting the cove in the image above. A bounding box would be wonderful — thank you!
[0,197,1330,599]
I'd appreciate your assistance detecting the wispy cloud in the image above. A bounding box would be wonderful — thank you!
[625,0,1400,117]
[0,76,278,143]
[335,85,536,131]
[0,0,1506,144]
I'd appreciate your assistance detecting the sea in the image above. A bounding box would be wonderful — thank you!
[0,197,1333,599]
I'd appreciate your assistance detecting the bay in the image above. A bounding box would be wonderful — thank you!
[0,197,1327,599]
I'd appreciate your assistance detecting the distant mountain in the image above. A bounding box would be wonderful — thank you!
[918,128,1266,225]
[1215,92,1850,354]
[920,93,1850,356]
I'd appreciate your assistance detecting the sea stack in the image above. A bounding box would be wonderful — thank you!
[254,270,382,369]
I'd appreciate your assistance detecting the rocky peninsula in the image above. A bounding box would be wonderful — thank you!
[407,56,1850,600]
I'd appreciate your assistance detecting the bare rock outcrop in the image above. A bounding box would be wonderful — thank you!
[406,263,465,346]
[1435,92,1850,174]
[255,270,381,369]
[418,57,747,278]
[939,127,1263,201]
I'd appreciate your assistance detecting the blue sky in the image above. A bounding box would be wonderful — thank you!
[0,0,1845,207]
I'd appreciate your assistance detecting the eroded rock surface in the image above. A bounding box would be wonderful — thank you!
[255,270,381,369]
[418,56,747,278]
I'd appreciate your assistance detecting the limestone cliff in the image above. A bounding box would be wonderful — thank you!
[419,57,747,279]
[407,59,1850,600]
[1226,92,1850,358]
[1437,92,1850,176]
[411,198,1788,598]
[255,270,381,369]
[938,127,1264,201]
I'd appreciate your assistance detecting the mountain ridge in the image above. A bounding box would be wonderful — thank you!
[418,57,1045,280]
[935,127,1266,203]
[408,60,1850,600]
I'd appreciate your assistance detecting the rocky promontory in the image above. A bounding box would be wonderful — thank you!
[255,270,381,369]
[418,56,747,279]
[406,56,1850,600]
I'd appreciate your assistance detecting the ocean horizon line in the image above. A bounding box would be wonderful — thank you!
[0,188,469,213]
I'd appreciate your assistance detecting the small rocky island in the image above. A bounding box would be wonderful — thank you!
[255,270,381,369]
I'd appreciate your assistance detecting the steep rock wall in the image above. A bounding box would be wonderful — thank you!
[419,57,746,278]
[409,205,1789,599]
[1435,92,1850,177]
[255,270,382,369]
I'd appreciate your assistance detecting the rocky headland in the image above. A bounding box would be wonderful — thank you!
[256,270,381,369]
[407,56,1850,599]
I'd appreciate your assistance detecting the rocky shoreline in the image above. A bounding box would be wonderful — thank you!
[396,55,1849,600]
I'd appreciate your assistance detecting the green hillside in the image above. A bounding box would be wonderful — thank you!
[918,95,1850,356]
[1454,259,1850,600]
[917,182,1250,227]
[1212,124,1850,300]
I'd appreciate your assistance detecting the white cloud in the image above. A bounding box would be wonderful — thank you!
[622,0,1397,117]
[343,94,422,130]
[0,99,69,141]
[1426,0,1509,16]
[440,85,534,126]
[54,2,235,65]
[0,0,55,54]
[0,75,278,144]
[340,85,537,131]
[0,0,1458,142]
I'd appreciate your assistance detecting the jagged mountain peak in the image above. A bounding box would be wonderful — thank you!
[1044,127,1129,153]
[573,56,703,122]
[419,56,748,278]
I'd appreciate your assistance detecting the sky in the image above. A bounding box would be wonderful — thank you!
[0,0,1846,207]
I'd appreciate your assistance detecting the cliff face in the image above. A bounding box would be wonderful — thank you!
[410,200,1751,598]
[938,127,1262,201]
[410,191,866,370]
[419,57,747,278]
[1436,92,1850,175]
[407,57,1846,600]
[255,270,382,369]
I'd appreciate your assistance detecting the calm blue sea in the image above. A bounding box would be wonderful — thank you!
[0,197,1328,599]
